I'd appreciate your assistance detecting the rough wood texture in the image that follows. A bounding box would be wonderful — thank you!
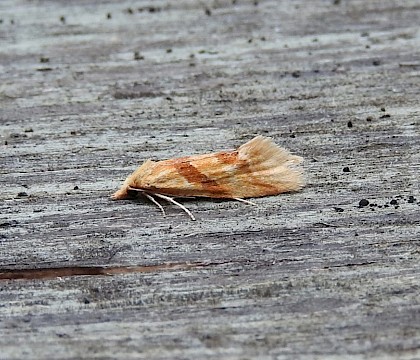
[1,0,419,359]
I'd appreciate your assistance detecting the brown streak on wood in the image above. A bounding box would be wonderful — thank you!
[0,261,214,281]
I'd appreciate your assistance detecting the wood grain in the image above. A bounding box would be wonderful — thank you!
[0,0,419,359]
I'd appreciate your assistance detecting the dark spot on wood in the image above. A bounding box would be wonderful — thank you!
[0,220,18,228]
[407,196,416,203]
[359,199,369,207]
[347,121,353,128]
[343,166,350,172]
[148,7,160,13]
[134,51,144,60]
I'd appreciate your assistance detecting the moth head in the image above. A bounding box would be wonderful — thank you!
[111,159,155,200]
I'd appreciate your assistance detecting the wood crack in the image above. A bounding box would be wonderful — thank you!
[0,261,222,281]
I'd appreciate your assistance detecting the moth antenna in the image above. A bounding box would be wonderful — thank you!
[153,193,196,221]
[233,197,257,206]
[144,193,166,217]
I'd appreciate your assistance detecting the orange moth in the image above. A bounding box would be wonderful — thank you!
[112,135,304,220]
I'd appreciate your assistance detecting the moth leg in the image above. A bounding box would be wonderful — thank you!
[127,186,166,216]
[143,193,166,217]
[153,193,196,221]
[233,197,257,206]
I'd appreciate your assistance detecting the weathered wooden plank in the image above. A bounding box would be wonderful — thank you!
[0,0,419,359]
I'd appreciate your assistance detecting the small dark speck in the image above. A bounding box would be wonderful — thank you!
[0,220,18,228]
[40,57,49,63]
[59,16,65,23]
[36,67,52,72]
[380,114,390,119]
[291,71,301,78]
[83,298,90,304]
[11,133,26,138]
[347,121,353,128]
[17,192,28,197]
[361,32,369,37]
[372,60,381,66]
[166,48,172,53]
[333,0,341,4]
[359,199,369,207]
[134,51,144,60]
[260,36,266,41]
[126,8,134,14]
[24,128,34,133]
[390,199,398,205]
[107,13,112,19]
[381,107,386,111]
[205,8,212,16]
[343,166,350,173]
[70,131,77,135]
[73,186,79,190]
[407,196,416,203]
[334,207,344,212]
[366,116,373,122]
[289,134,296,138]
[4,141,7,145]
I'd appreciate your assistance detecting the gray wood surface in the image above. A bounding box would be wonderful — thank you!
[1,0,419,359]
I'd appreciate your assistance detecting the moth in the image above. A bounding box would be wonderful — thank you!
[112,135,304,220]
